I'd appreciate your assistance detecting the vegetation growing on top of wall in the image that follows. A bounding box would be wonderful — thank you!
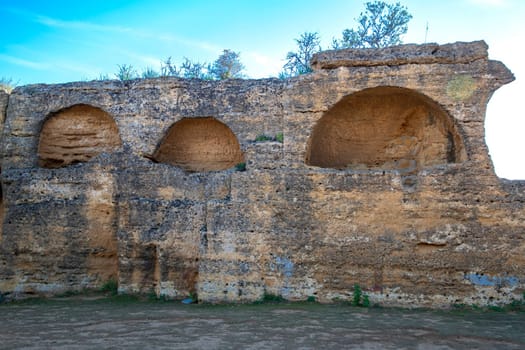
[281,1,412,77]
[0,77,17,93]
[111,50,245,81]
[254,133,284,143]
[96,1,412,82]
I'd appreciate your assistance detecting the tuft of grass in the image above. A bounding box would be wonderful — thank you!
[235,162,246,172]
[306,295,317,303]
[488,305,505,312]
[362,294,370,307]
[352,284,370,307]
[0,77,18,93]
[147,292,160,301]
[255,133,283,143]
[352,284,362,306]
[141,67,160,79]
[254,292,286,304]
[100,279,118,296]
[115,64,138,81]
[452,295,525,313]
[255,134,273,142]
[505,300,524,311]
[263,293,285,303]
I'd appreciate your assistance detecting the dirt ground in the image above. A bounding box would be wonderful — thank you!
[1,298,524,349]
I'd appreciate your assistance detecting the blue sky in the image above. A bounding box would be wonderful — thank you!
[1,0,524,179]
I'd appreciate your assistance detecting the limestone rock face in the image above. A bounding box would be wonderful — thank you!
[0,41,523,307]
[310,41,490,69]
[0,90,7,136]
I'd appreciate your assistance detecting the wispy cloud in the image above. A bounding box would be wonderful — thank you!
[8,7,222,54]
[0,51,102,79]
[0,54,49,70]
[6,7,133,33]
[35,15,133,33]
[466,0,509,6]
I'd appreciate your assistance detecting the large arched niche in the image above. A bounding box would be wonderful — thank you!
[153,117,244,172]
[38,104,122,168]
[305,86,466,170]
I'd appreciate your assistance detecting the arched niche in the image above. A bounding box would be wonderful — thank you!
[38,104,122,168]
[306,86,466,171]
[153,117,244,172]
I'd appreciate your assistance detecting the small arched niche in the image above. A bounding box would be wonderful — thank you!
[305,86,466,170]
[38,104,122,168]
[153,117,244,172]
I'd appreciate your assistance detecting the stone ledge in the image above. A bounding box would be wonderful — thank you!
[311,41,488,70]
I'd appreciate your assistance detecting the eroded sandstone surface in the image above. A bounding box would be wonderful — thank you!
[0,41,523,307]
[38,104,122,168]
[153,117,244,172]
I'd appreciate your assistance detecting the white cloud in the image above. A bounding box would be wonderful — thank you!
[26,10,223,55]
[7,7,222,57]
[244,51,283,78]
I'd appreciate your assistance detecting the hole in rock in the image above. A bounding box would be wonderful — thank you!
[38,104,122,168]
[306,86,466,170]
[154,117,244,172]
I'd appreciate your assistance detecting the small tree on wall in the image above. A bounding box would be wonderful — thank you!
[0,77,17,92]
[159,51,244,80]
[332,1,412,49]
[281,32,322,77]
[209,49,245,79]
[180,58,210,79]
[282,1,413,77]
[115,64,138,81]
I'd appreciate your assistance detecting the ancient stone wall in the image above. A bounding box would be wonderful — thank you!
[0,41,524,307]
[0,90,7,247]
